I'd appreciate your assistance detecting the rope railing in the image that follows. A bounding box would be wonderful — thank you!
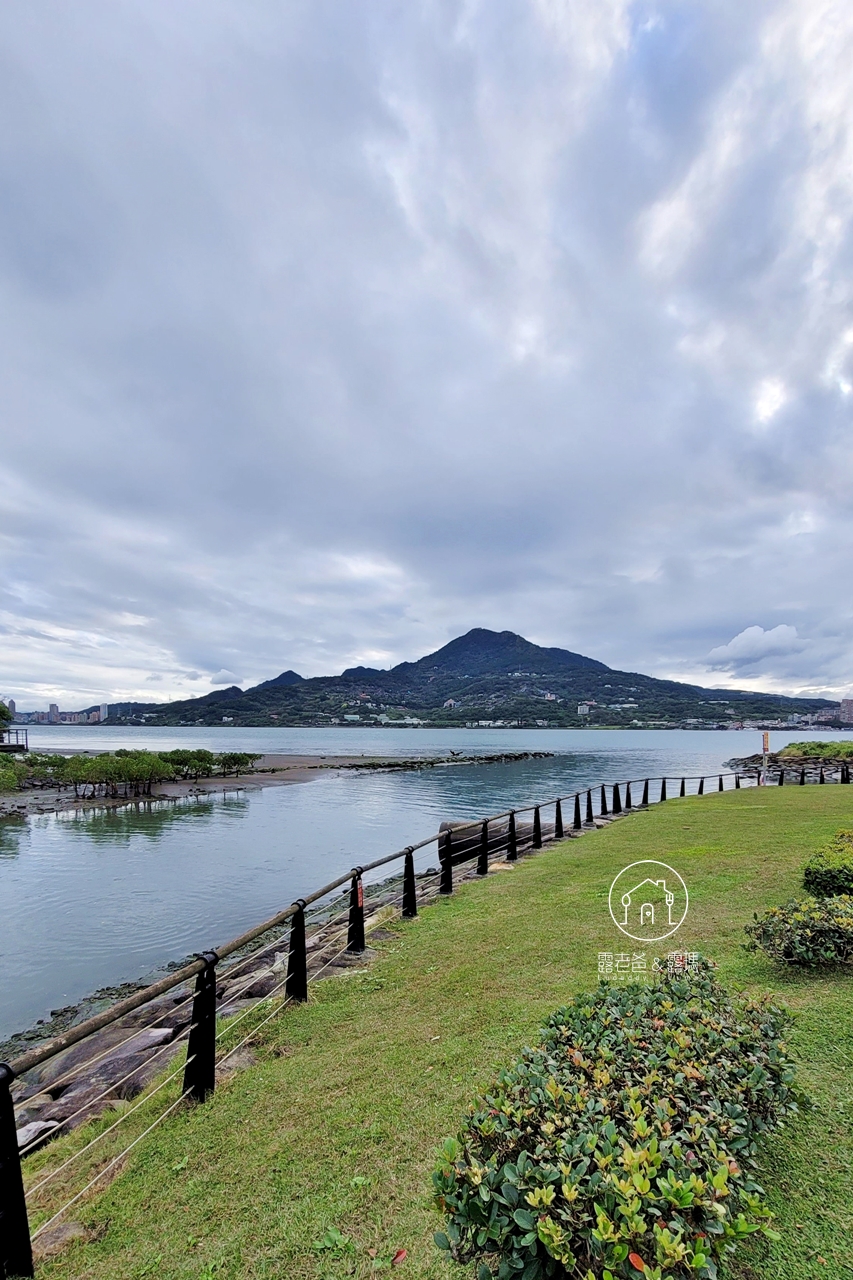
[2,763,839,1274]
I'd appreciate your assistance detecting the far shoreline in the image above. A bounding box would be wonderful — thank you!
[0,749,554,820]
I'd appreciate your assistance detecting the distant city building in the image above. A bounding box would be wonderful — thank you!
[100,704,109,722]
[443,699,460,708]
[344,714,360,721]
[6,699,15,715]
[577,704,590,716]
[840,699,853,723]
[48,703,59,724]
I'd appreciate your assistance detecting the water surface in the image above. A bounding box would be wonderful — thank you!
[3,727,849,1039]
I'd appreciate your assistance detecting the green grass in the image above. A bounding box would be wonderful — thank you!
[30,786,853,1279]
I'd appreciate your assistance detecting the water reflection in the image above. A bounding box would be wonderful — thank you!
[0,818,25,860]
[55,794,248,846]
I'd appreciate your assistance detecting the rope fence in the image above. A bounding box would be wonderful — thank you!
[1,763,845,1275]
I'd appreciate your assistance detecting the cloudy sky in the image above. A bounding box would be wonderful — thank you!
[2,0,852,708]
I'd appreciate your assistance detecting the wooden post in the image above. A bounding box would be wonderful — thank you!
[347,871,366,948]
[0,1063,34,1279]
[439,832,454,891]
[183,952,218,1103]
[402,849,418,915]
[285,902,308,1001]
[476,823,489,876]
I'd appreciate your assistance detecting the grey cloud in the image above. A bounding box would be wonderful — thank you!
[1,0,852,705]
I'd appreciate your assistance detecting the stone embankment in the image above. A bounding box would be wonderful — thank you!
[725,752,851,780]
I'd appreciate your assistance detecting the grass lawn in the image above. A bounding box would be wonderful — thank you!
[29,785,853,1280]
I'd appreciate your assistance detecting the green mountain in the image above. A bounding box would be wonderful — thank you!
[113,628,837,729]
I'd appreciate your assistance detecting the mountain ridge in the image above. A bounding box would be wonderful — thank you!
[108,628,837,728]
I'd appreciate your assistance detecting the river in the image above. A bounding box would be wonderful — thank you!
[2,726,848,1041]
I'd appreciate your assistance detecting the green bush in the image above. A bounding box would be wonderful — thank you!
[803,830,853,897]
[13,748,249,797]
[0,766,18,793]
[778,740,853,759]
[433,963,796,1280]
[745,896,853,967]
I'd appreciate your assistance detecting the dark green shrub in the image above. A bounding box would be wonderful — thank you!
[803,830,853,897]
[433,963,796,1280]
[745,896,853,967]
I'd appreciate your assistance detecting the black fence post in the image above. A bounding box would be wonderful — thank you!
[476,824,489,877]
[532,806,542,849]
[440,831,454,890]
[285,901,308,1002]
[735,774,741,789]
[778,770,784,787]
[507,812,517,862]
[660,778,667,803]
[800,768,806,785]
[820,768,825,785]
[0,1062,34,1280]
[183,951,218,1103]
[573,793,582,830]
[698,777,704,795]
[641,779,649,806]
[624,782,632,809]
[347,869,366,949]
[612,784,622,815]
[843,765,851,785]
[585,790,594,824]
[554,800,563,840]
[402,848,418,915]
[600,785,609,817]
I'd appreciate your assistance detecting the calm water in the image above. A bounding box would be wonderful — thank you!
[2,727,849,1039]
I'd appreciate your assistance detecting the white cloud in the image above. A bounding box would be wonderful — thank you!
[210,670,241,686]
[754,377,788,424]
[707,624,804,668]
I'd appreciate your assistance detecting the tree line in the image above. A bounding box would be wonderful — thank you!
[0,749,262,798]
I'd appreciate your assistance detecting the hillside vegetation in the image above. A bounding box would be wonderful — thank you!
[103,630,837,729]
[29,785,853,1280]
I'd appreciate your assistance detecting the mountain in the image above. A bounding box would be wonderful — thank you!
[115,628,837,729]
[381,628,608,679]
[250,670,305,691]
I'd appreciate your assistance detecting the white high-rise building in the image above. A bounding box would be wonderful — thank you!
[841,699,853,724]
[100,704,109,722]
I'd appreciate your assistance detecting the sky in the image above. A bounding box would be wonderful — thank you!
[1,0,852,709]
